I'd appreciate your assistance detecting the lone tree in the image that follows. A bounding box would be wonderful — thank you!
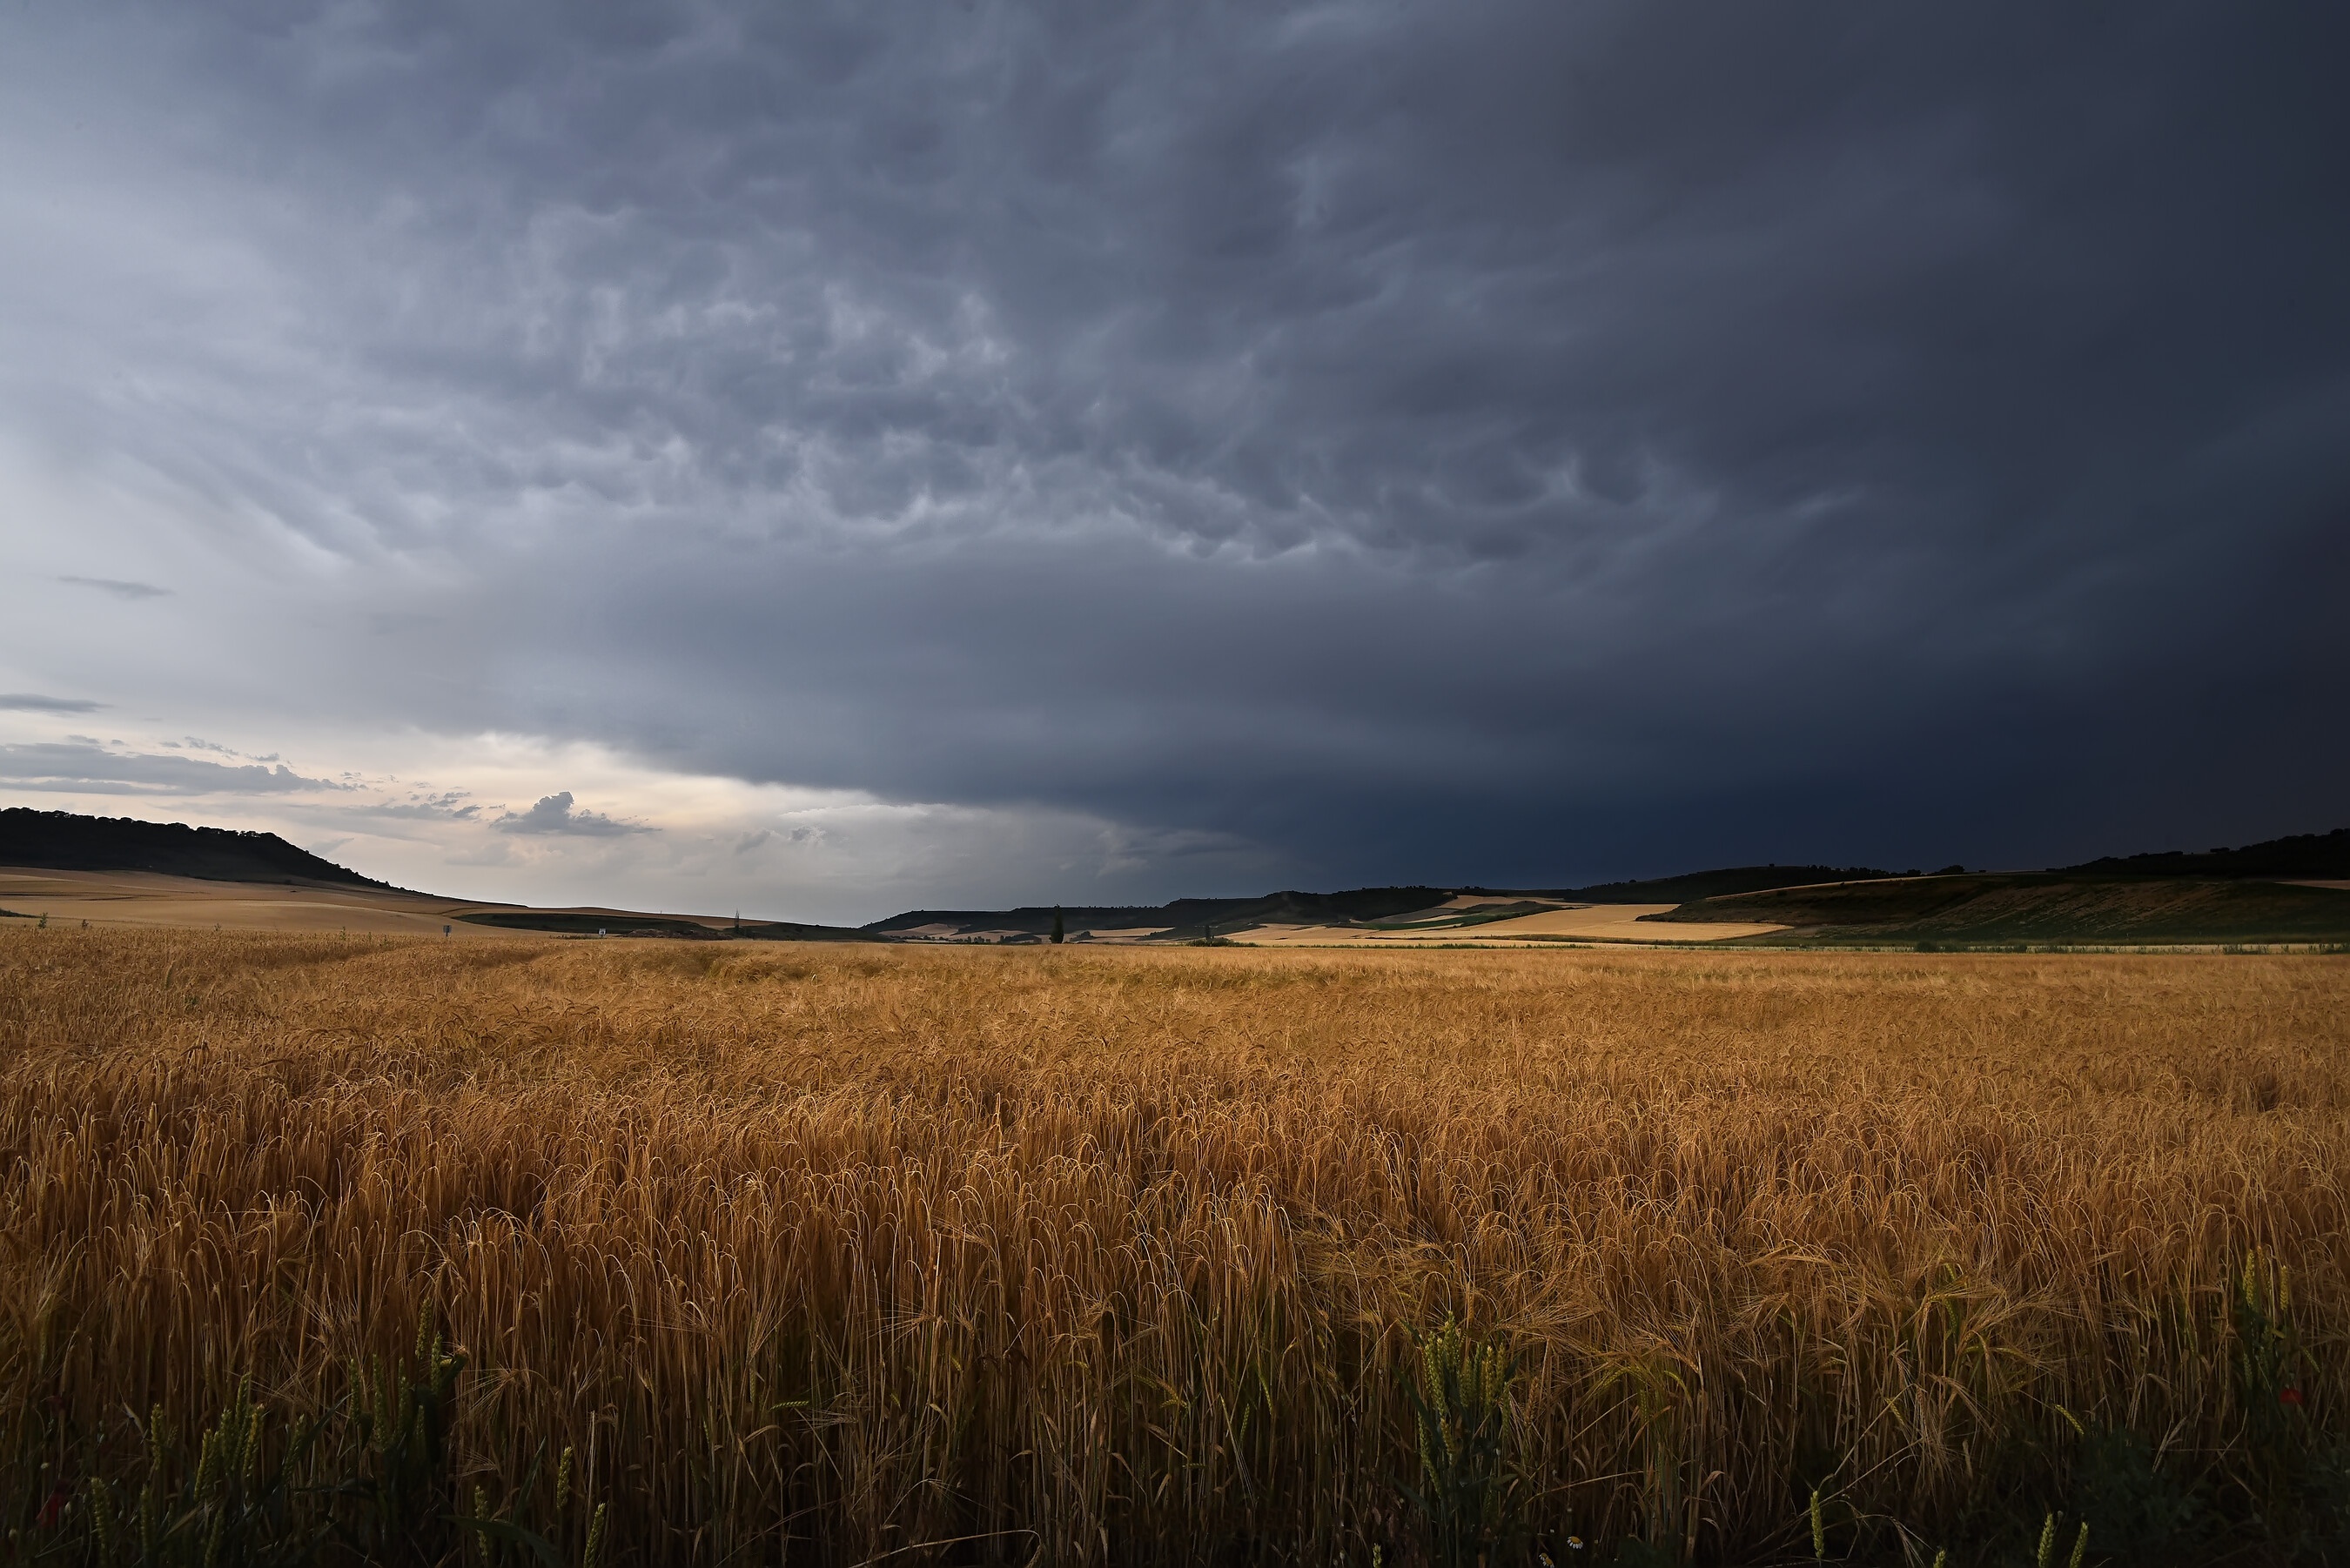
[1051,906,1065,944]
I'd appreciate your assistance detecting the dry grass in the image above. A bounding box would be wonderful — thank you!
[3,928,2347,1565]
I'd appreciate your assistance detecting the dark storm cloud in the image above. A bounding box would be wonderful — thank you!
[3,1,2346,890]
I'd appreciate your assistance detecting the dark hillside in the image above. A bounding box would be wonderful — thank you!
[0,807,392,888]
[1651,873,2350,944]
[1564,865,1900,903]
[1155,887,1449,930]
[2059,826,2350,880]
[865,887,1446,937]
[456,910,725,939]
[454,909,880,941]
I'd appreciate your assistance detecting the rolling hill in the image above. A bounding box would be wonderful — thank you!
[1556,864,1904,904]
[2058,826,2350,881]
[8,807,2348,946]
[0,807,393,888]
[454,909,877,941]
[1648,872,2350,945]
[862,872,1912,941]
[865,887,1449,941]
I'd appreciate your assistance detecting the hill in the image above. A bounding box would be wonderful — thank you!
[1558,864,1903,903]
[455,909,878,942]
[865,887,1447,940]
[864,873,1921,941]
[15,806,2344,947]
[1648,872,2350,946]
[0,807,393,888]
[2058,825,2350,880]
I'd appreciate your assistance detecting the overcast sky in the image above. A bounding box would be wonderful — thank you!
[2,2,2345,922]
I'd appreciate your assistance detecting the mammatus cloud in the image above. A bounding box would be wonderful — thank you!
[0,1,2343,903]
[57,577,171,600]
[494,792,647,838]
[0,694,104,714]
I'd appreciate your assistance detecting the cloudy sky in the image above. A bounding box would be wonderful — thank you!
[2,2,2344,922]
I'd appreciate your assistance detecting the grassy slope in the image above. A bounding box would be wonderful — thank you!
[1560,863,1900,903]
[1653,873,2350,943]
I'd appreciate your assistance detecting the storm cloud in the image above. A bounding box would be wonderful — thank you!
[0,1,2343,912]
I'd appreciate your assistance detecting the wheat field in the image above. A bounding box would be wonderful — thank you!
[3,928,2345,1565]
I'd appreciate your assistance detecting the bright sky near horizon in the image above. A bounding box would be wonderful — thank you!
[3,3,2345,924]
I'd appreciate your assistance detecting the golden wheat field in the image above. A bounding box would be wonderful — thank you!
[3,928,2347,1565]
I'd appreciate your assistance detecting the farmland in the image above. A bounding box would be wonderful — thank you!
[3,929,2347,1565]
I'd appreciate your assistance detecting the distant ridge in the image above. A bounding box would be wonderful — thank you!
[10,806,2345,946]
[1637,826,2350,946]
[0,807,392,888]
[866,887,1446,939]
[456,909,879,942]
[2058,827,2350,881]
[864,874,1916,941]
[1649,872,2350,946]
[1561,864,1901,904]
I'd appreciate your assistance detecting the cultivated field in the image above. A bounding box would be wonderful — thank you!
[0,868,514,940]
[1230,905,1785,945]
[3,931,2347,1565]
[0,868,735,942]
